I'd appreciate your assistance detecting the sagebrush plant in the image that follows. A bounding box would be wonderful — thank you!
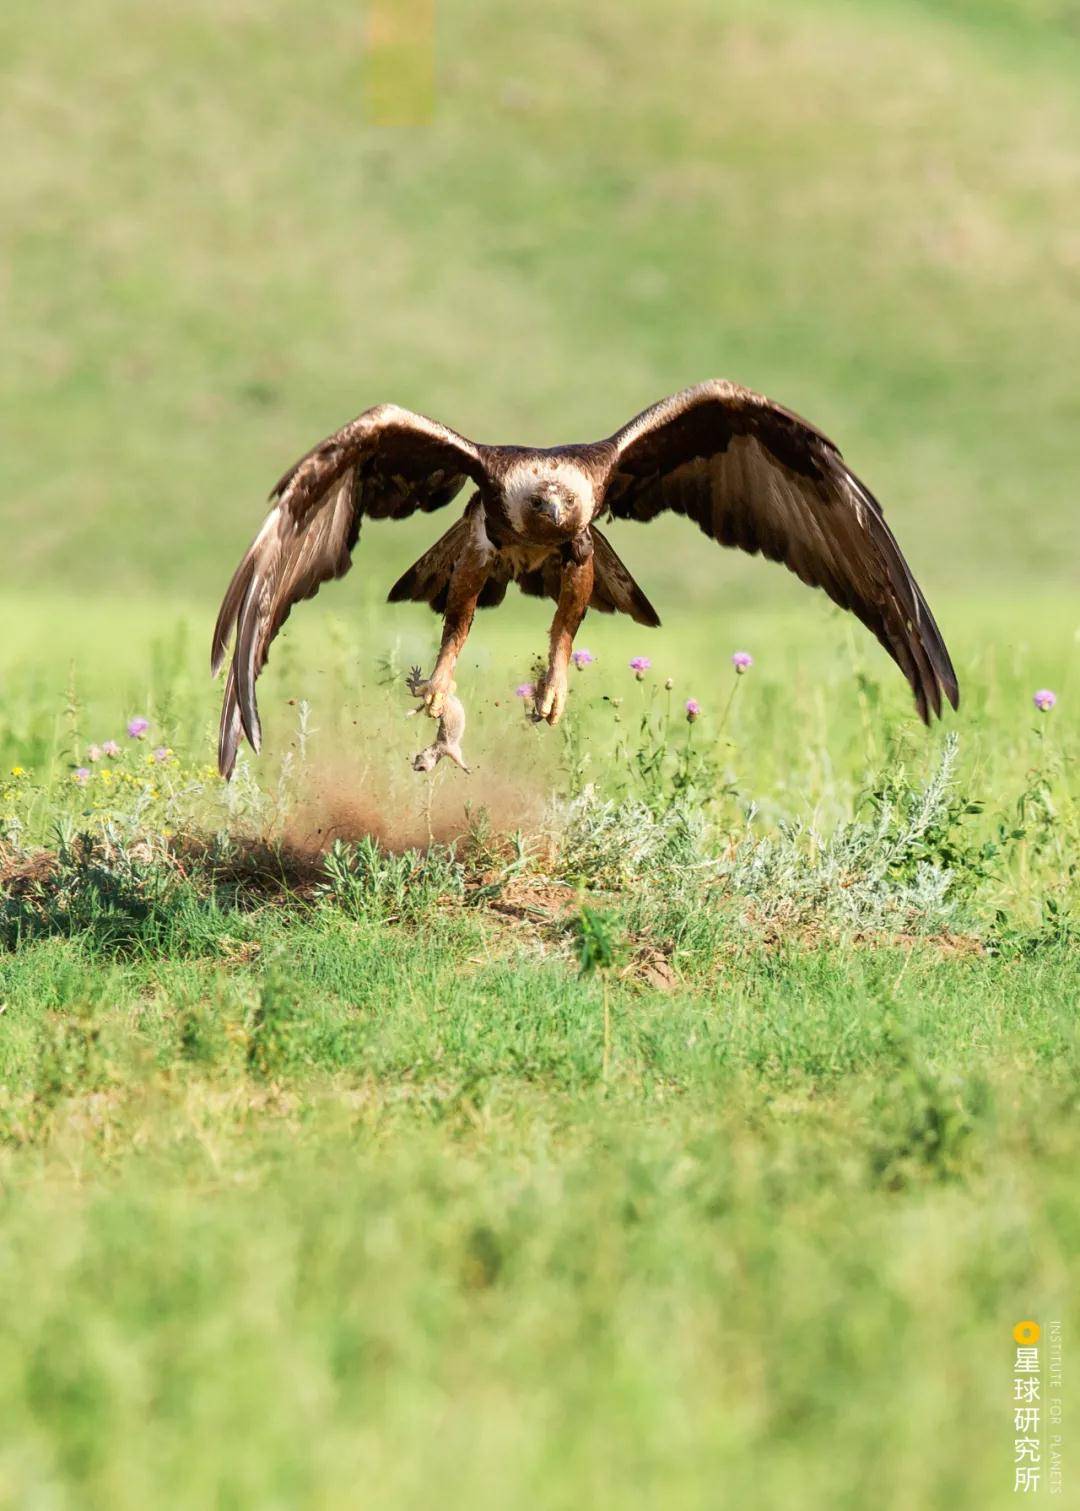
[555,787,708,890]
[1,830,179,952]
[316,836,465,922]
[554,735,1010,941]
[717,734,979,933]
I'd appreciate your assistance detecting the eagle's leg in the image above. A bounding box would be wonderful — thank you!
[425,535,492,719]
[535,535,594,726]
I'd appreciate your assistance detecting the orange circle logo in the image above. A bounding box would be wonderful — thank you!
[1013,1321,1041,1345]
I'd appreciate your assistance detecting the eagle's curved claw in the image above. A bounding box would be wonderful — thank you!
[405,664,453,720]
[534,667,568,726]
[423,667,454,721]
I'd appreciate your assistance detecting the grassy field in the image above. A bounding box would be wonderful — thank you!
[2,0,1079,1506]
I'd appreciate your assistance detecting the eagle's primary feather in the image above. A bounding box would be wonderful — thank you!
[212,383,958,776]
[602,381,959,723]
[212,406,486,776]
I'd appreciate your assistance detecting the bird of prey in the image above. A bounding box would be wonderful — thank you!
[212,380,958,777]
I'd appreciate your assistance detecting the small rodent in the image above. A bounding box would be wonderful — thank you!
[405,666,470,773]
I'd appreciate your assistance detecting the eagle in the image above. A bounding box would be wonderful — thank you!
[212,380,959,777]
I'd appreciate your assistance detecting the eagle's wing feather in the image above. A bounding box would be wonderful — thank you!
[213,405,488,776]
[603,381,958,722]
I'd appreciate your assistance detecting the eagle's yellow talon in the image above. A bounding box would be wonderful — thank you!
[423,670,455,722]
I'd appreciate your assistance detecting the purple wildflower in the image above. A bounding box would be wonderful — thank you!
[86,744,103,763]
[629,656,652,680]
[515,683,535,700]
[685,699,701,722]
[102,740,121,758]
[571,648,596,669]
[72,767,91,785]
[127,716,149,739]
[731,651,753,674]
[1033,689,1057,712]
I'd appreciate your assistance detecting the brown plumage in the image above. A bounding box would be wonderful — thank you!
[212,382,958,777]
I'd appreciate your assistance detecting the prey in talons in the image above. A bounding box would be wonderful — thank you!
[405,666,469,774]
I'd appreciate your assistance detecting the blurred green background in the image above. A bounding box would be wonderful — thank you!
[3,0,1078,639]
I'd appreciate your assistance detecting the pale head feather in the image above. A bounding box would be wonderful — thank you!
[502,456,596,533]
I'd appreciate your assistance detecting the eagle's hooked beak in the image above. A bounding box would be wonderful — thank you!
[531,484,563,526]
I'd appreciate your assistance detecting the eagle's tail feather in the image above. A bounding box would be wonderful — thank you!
[387,512,473,615]
[588,526,661,627]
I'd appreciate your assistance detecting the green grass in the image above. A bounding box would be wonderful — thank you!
[3,0,1079,1504]
[0,591,1075,1507]
[1,908,1078,1508]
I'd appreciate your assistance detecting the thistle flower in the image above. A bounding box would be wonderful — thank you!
[515,683,535,699]
[87,744,103,763]
[102,740,121,758]
[629,656,652,680]
[731,651,753,674]
[685,699,701,722]
[571,648,596,669]
[1033,689,1057,712]
[127,716,149,739]
[72,767,91,785]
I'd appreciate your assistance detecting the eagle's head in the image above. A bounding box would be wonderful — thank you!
[503,458,595,539]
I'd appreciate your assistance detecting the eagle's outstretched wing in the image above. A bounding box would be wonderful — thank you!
[602,381,959,722]
[212,404,488,777]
